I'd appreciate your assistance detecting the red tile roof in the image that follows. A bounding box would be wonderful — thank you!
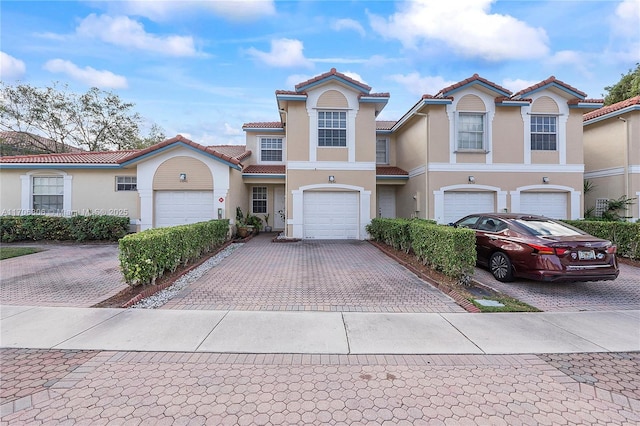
[438,74,512,97]
[210,145,251,161]
[243,165,286,174]
[513,76,587,98]
[376,121,397,130]
[0,150,135,164]
[242,122,284,130]
[119,135,244,166]
[376,166,408,176]
[583,95,640,122]
[295,68,371,92]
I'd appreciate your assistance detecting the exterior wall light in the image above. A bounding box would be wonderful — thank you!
[328,175,335,183]
[468,176,475,183]
[542,176,549,184]
[179,173,187,182]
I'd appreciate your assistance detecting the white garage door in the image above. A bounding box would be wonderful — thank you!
[303,191,359,239]
[444,192,495,224]
[155,191,214,228]
[520,192,567,219]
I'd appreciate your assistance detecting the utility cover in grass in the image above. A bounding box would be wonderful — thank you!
[474,299,505,307]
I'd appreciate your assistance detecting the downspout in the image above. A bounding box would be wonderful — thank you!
[280,108,289,237]
[619,116,630,219]
[415,111,429,219]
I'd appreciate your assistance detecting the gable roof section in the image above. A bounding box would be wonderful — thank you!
[376,166,409,180]
[583,95,640,124]
[119,135,245,169]
[242,122,284,132]
[295,68,371,94]
[242,165,286,175]
[513,76,587,100]
[438,74,512,98]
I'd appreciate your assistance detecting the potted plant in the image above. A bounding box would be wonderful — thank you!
[263,214,272,232]
[246,213,263,234]
[235,207,252,238]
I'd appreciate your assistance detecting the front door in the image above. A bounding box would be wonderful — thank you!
[274,186,285,229]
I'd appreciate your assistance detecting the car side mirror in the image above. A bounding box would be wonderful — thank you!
[448,222,457,228]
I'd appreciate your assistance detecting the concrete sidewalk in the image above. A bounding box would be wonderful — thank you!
[2,305,638,354]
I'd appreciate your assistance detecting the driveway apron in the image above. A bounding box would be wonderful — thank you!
[162,235,465,313]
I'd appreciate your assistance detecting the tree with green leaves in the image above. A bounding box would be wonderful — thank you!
[0,82,165,152]
[603,63,640,105]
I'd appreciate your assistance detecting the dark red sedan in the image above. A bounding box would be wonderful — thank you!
[452,213,619,282]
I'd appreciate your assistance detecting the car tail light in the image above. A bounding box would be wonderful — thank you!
[527,243,557,255]
[607,245,617,254]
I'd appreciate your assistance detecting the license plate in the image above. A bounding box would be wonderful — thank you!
[578,250,595,260]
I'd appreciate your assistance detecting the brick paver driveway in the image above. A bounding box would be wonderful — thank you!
[163,235,465,313]
[473,262,640,312]
[0,243,127,307]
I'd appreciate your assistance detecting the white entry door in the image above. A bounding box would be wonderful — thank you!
[274,186,285,229]
[377,186,396,218]
[303,191,359,239]
[155,191,214,228]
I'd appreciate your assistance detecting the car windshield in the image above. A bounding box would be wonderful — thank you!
[514,219,584,237]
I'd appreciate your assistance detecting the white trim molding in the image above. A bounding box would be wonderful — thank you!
[408,165,426,178]
[584,167,625,179]
[428,163,583,173]
[290,183,371,240]
[21,170,72,214]
[287,161,376,171]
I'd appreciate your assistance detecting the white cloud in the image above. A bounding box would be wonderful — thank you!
[0,51,26,80]
[369,0,549,61]
[246,38,313,68]
[224,122,242,136]
[332,18,366,37]
[342,71,368,86]
[76,14,198,57]
[285,73,313,89]
[115,0,276,22]
[389,73,455,96]
[613,0,640,37]
[43,59,128,89]
[501,78,538,94]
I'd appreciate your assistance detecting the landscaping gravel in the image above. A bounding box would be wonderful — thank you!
[130,243,244,309]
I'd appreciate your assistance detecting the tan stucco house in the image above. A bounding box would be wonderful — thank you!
[583,96,640,221]
[0,69,605,238]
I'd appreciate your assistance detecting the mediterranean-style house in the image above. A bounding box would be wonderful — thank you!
[583,95,640,221]
[0,69,605,239]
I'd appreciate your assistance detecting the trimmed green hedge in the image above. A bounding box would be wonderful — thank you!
[118,220,229,286]
[0,215,130,242]
[367,218,476,283]
[563,220,640,260]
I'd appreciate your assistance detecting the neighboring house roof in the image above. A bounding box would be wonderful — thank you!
[376,121,397,131]
[438,74,512,98]
[513,76,587,99]
[0,150,135,164]
[0,135,250,169]
[0,131,85,155]
[242,122,284,131]
[583,95,640,123]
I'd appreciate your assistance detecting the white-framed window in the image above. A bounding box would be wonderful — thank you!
[376,138,389,164]
[531,115,557,151]
[116,176,137,191]
[260,137,283,162]
[318,111,346,147]
[457,113,485,150]
[32,176,63,213]
[252,187,267,214]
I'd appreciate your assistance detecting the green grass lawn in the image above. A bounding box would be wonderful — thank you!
[0,247,42,260]
[469,295,540,313]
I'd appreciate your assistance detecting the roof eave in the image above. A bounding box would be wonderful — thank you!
[119,141,242,170]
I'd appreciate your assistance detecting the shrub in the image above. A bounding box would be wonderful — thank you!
[564,220,640,260]
[0,215,129,242]
[118,219,229,286]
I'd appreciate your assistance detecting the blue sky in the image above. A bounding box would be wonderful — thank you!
[1,0,639,146]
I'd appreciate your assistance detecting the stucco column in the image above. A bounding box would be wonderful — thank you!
[138,189,153,230]
[20,175,30,212]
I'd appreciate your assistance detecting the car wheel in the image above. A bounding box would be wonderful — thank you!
[489,252,513,282]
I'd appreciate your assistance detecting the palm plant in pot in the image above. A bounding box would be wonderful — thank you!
[235,207,252,238]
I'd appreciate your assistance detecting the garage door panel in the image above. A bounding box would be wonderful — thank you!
[520,192,567,219]
[303,192,359,239]
[444,192,494,224]
[155,191,214,228]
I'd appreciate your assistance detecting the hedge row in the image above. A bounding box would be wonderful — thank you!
[119,219,229,286]
[0,215,130,242]
[564,220,640,260]
[367,218,476,283]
